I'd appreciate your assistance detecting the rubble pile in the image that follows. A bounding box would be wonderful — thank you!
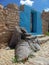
[0,40,49,65]
[10,26,41,62]
[0,4,19,48]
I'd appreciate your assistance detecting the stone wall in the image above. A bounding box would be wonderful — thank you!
[42,11,49,34]
[0,4,19,48]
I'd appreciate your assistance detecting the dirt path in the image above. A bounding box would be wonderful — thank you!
[0,41,49,65]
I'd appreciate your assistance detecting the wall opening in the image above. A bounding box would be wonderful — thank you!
[31,12,35,33]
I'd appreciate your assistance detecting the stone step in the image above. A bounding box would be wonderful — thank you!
[26,34,49,44]
[38,36,49,43]
[26,34,45,39]
[36,34,45,38]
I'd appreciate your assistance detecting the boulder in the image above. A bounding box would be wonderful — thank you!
[9,26,22,48]
[27,40,41,52]
[15,40,32,61]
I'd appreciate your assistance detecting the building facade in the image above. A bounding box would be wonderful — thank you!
[20,5,42,35]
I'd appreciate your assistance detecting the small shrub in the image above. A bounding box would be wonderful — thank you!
[46,32,49,36]
[12,56,28,63]
[12,54,34,63]
[12,56,19,63]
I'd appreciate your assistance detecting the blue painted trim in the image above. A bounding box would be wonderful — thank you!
[20,5,42,35]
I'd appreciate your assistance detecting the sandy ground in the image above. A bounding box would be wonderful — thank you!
[0,41,49,65]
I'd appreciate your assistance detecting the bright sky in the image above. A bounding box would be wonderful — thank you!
[20,0,34,6]
[0,0,49,12]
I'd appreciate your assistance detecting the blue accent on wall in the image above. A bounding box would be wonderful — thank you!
[36,12,42,34]
[20,5,31,33]
[20,5,42,35]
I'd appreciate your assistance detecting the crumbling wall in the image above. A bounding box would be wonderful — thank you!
[42,11,49,34]
[0,4,19,48]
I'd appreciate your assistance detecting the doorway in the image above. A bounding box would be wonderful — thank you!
[31,12,35,33]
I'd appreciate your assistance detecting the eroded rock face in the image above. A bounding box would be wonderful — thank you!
[42,11,49,34]
[0,4,19,49]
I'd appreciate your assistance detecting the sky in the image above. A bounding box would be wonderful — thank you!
[32,0,49,12]
[0,0,49,12]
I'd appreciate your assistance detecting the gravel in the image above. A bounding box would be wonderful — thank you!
[0,41,49,65]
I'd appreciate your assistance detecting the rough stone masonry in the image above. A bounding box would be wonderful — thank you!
[42,11,49,34]
[0,4,19,48]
